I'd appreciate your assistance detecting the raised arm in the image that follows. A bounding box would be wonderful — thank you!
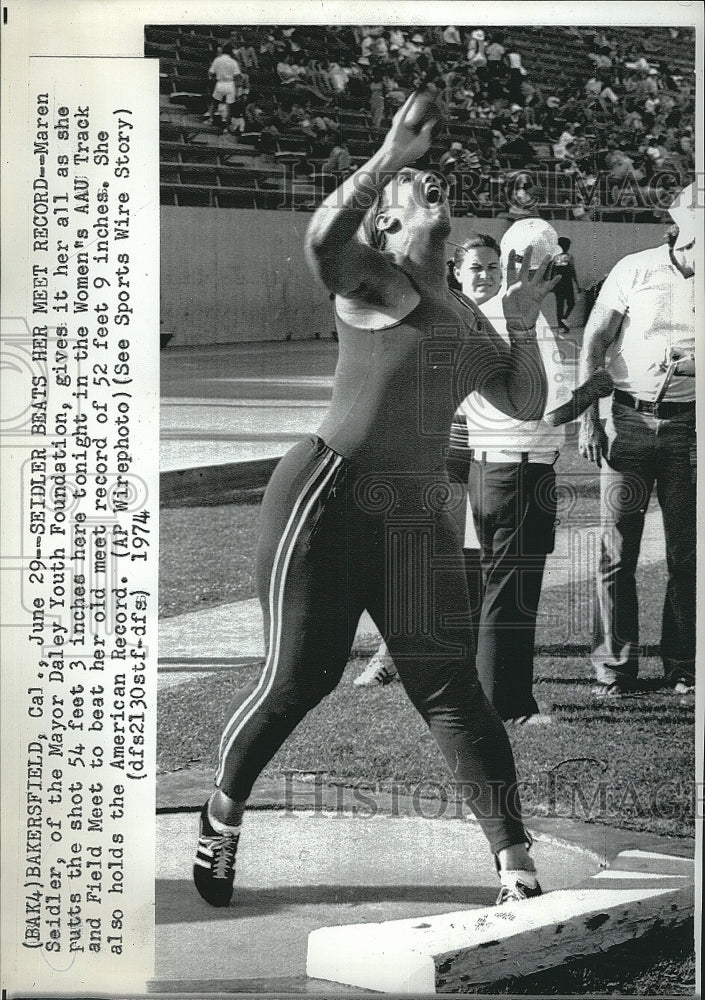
[465,249,557,421]
[304,93,436,302]
[577,301,623,466]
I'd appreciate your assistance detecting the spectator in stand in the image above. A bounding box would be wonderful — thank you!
[308,60,335,96]
[539,95,562,137]
[466,28,488,77]
[679,129,694,159]
[388,27,406,52]
[347,60,372,100]
[369,69,386,129]
[589,48,613,73]
[606,146,641,192]
[305,112,338,158]
[625,53,653,74]
[277,52,303,86]
[359,30,375,61]
[485,32,506,81]
[258,32,276,57]
[230,32,259,70]
[643,93,661,128]
[598,79,620,115]
[439,140,466,188]
[328,61,350,94]
[450,74,478,112]
[443,25,462,47]
[374,33,389,60]
[520,82,542,130]
[463,136,482,172]
[553,124,577,162]
[398,32,423,63]
[642,133,666,173]
[623,108,646,139]
[383,71,407,111]
[442,67,461,106]
[277,98,307,132]
[505,47,528,105]
[322,140,353,187]
[229,72,250,137]
[504,103,526,136]
[207,43,242,133]
[468,99,493,123]
[585,74,604,99]
[504,170,539,217]
[491,126,507,159]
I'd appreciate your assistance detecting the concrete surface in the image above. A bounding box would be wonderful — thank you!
[153,768,695,994]
[154,809,599,992]
[160,342,335,472]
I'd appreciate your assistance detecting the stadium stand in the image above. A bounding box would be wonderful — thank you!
[150,24,695,220]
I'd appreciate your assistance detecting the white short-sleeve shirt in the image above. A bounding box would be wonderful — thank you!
[209,53,241,82]
[598,244,695,402]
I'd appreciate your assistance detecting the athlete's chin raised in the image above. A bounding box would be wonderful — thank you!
[417,201,452,240]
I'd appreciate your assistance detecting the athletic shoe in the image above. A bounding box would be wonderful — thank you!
[496,876,543,905]
[353,655,399,687]
[672,679,695,695]
[591,680,639,698]
[193,801,240,907]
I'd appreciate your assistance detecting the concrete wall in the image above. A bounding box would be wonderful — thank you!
[160,208,668,346]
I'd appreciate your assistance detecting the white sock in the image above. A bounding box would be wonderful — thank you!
[500,868,538,888]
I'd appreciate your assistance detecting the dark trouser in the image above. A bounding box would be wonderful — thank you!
[216,435,529,854]
[554,284,575,325]
[468,459,557,719]
[445,445,483,651]
[592,402,696,685]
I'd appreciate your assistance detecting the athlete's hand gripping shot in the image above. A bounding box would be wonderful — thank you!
[193,92,556,910]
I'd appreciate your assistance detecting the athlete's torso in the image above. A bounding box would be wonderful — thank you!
[317,283,481,471]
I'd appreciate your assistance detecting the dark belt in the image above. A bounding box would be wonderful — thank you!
[614,389,695,418]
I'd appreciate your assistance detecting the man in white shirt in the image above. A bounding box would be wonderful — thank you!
[208,44,242,132]
[461,219,573,724]
[578,183,696,696]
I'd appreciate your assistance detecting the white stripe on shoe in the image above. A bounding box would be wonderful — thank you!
[215,449,343,786]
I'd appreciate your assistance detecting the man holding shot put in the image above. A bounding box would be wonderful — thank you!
[193,91,558,908]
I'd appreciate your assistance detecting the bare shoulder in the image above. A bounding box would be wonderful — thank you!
[336,258,421,331]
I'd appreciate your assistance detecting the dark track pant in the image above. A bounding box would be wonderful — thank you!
[468,460,557,719]
[216,436,528,854]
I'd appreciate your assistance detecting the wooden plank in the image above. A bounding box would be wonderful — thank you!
[306,852,694,994]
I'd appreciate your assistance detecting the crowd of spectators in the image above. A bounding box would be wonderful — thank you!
[189,24,694,214]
